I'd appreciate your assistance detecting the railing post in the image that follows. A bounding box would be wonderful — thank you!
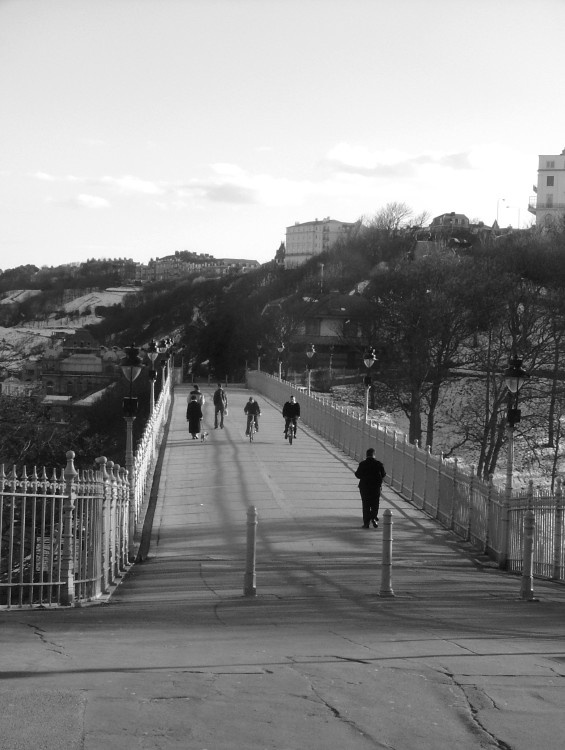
[411,440,418,505]
[484,474,494,555]
[553,477,563,580]
[60,451,78,606]
[124,414,137,563]
[466,466,475,542]
[379,509,394,598]
[500,425,514,569]
[244,505,258,597]
[95,456,111,593]
[118,466,130,571]
[390,431,397,491]
[422,445,431,512]
[520,481,536,601]
[400,433,407,497]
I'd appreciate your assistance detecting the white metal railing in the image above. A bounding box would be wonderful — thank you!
[247,371,565,583]
[0,453,129,608]
[132,369,172,526]
[1,373,173,609]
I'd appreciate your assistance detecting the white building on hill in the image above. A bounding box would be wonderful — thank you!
[284,217,358,268]
[528,149,565,228]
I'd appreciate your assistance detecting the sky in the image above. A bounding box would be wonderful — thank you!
[1,0,565,271]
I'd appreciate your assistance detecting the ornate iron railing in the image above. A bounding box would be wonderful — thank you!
[0,369,173,609]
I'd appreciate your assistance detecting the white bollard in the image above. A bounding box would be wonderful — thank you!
[520,508,537,601]
[379,509,395,598]
[244,505,258,597]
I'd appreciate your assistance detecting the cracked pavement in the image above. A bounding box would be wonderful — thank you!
[1,385,565,749]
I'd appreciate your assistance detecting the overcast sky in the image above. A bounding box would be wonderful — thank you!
[1,0,564,270]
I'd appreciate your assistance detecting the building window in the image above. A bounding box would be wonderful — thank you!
[305,319,321,336]
[343,320,358,338]
[546,160,555,168]
[547,176,555,187]
[546,195,554,208]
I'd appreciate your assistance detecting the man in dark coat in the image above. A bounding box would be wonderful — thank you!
[244,397,261,435]
[354,448,386,528]
[213,383,228,429]
[186,395,203,440]
[282,394,301,439]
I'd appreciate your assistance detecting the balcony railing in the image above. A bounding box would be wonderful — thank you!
[528,197,565,214]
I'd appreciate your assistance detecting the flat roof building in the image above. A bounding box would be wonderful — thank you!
[528,149,565,227]
[284,217,358,268]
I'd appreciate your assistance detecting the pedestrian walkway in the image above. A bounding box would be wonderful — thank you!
[1,383,565,750]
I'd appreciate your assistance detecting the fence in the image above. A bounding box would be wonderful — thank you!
[248,371,565,584]
[0,370,173,609]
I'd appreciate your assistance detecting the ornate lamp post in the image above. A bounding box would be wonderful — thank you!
[306,343,315,396]
[363,347,376,421]
[120,344,143,560]
[277,343,284,381]
[146,340,158,413]
[158,339,169,381]
[504,356,529,498]
[329,345,335,381]
[257,344,263,372]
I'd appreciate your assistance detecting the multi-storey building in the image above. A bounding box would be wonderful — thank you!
[284,217,358,268]
[528,149,565,227]
[428,212,470,236]
[133,253,258,282]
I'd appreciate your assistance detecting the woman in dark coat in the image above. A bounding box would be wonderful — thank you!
[186,395,203,439]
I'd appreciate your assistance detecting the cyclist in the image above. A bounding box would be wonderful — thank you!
[282,394,301,439]
[244,397,261,436]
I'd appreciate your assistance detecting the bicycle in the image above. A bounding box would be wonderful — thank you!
[247,417,257,442]
[285,418,297,445]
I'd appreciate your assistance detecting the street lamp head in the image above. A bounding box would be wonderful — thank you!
[120,344,143,385]
[146,340,159,364]
[504,356,529,394]
[306,344,315,359]
[363,347,376,369]
[277,343,284,354]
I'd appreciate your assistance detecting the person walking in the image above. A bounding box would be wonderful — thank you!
[186,394,203,440]
[189,383,205,406]
[354,448,386,528]
[213,383,228,429]
[244,396,261,436]
[282,394,300,439]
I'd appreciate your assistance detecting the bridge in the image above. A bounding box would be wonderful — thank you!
[1,379,565,747]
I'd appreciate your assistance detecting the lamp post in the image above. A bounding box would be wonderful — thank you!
[500,355,528,570]
[306,343,315,396]
[120,344,143,561]
[257,344,263,372]
[146,340,158,413]
[157,339,169,381]
[497,197,507,224]
[277,343,284,381]
[329,345,334,381]
[363,347,376,421]
[504,355,529,498]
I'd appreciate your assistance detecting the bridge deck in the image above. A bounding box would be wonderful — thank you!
[115,383,507,609]
[3,384,565,748]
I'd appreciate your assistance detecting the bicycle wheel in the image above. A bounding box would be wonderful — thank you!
[288,429,293,445]
[249,424,254,442]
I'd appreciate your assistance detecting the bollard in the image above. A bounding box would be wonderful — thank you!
[243,505,258,597]
[520,508,537,601]
[379,509,395,598]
